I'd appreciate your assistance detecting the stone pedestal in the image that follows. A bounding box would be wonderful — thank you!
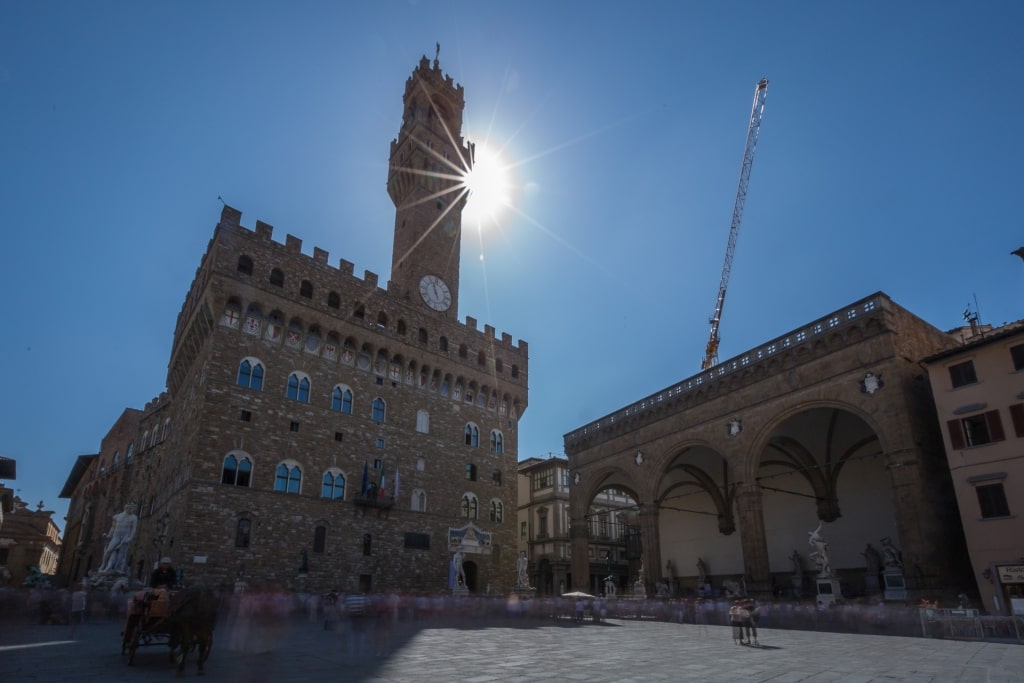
[633,581,646,598]
[816,577,842,607]
[864,572,881,596]
[882,570,907,601]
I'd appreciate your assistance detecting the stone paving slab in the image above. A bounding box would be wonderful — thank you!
[0,615,1022,682]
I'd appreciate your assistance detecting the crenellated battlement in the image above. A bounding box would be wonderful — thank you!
[211,205,525,354]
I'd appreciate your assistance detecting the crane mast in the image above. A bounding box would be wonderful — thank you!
[701,78,769,371]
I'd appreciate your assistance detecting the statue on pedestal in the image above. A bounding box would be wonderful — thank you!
[99,503,138,575]
[515,551,531,589]
[808,523,831,576]
[880,537,903,570]
[696,557,708,586]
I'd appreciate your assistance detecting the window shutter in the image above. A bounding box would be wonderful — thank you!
[1010,404,1024,438]
[986,410,1006,442]
[947,419,966,450]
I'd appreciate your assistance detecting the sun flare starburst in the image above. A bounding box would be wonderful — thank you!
[462,143,513,226]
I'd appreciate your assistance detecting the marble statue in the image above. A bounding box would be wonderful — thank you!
[696,557,708,586]
[862,543,883,574]
[808,523,831,576]
[449,550,466,589]
[99,503,138,575]
[880,537,903,570]
[515,551,530,589]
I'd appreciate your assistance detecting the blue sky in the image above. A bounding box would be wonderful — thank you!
[2,1,1021,531]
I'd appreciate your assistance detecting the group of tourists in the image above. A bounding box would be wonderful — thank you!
[728,598,760,646]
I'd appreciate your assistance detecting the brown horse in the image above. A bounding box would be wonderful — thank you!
[165,587,218,675]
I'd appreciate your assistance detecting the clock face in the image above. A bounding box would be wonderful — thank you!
[418,274,452,311]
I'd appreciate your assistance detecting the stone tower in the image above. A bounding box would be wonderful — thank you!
[387,54,472,321]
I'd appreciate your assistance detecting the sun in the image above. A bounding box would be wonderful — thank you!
[462,142,513,225]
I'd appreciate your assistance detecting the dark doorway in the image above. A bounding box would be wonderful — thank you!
[464,560,478,592]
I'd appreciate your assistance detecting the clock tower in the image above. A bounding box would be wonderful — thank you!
[387,52,472,319]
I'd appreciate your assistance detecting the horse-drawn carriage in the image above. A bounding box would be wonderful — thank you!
[121,587,217,674]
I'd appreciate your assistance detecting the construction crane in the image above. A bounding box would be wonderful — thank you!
[701,78,769,371]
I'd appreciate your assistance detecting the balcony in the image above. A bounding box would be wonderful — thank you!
[353,492,394,510]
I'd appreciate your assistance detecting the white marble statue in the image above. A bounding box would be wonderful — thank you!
[515,551,531,589]
[450,550,466,588]
[99,503,138,575]
[808,523,831,576]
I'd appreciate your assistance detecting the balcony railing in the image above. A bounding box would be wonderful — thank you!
[352,492,394,509]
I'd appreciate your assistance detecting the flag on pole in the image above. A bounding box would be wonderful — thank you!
[379,463,387,499]
[393,466,400,501]
[360,461,368,494]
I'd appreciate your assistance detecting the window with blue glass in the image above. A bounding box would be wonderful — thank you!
[490,430,503,453]
[287,373,310,403]
[222,453,252,486]
[465,423,479,447]
[274,462,302,493]
[331,385,353,414]
[371,397,386,423]
[321,470,346,500]
[237,358,264,390]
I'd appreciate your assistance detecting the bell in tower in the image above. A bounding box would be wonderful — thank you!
[387,49,474,318]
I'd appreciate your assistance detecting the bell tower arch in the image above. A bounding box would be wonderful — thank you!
[387,51,473,319]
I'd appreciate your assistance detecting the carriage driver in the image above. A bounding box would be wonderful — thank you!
[150,557,177,589]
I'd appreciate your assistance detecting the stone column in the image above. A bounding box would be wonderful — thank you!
[884,445,953,589]
[734,482,771,596]
[638,506,662,595]
[569,514,591,592]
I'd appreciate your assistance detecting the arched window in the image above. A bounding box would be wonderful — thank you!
[237,255,254,275]
[461,493,478,519]
[140,431,149,452]
[416,457,426,472]
[274,462,302,494]
[327,291,340,309]
[490,430,504,454]
[416,410,429,433]
[411,489,427,512]
[237,358,264,390]
[464,423,479,447]
[269,268,284,287]
[397,319,407,335]
[492,468,502,486]
[300,280,313,298]
[111,450,120,468]
[490,500,504,523]
[331,385,353,414]
[321,470,346,500]
[161,418,171,441]
[125,441,134,462]
[313,525,327,553]
[439,336,448,352]
[418,328,428,343]
[459,344,468,359]
[222,453,253,486]
[287,372,311,403]
[371,398,386,423]
[465,463,477,481]
[477,351,486,367]
[235,518,251,548]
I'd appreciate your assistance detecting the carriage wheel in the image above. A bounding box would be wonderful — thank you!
[127,630,141,665]
[122,614,139,655]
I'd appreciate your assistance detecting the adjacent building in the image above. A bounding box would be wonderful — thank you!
[565,293,975,602]
[0,498,61,586]
[922,322,1024,615]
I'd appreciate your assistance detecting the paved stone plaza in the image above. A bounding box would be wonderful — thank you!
[2,614,1022,683]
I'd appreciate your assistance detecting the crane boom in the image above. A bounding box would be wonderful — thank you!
[702,78,769,371]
